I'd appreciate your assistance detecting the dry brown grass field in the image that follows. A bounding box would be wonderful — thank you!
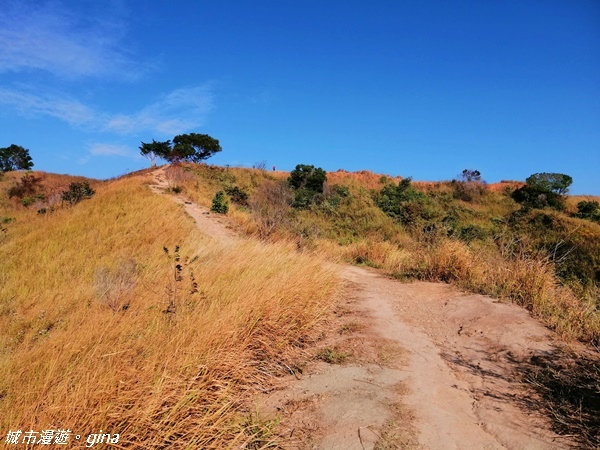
[0,172,338,447]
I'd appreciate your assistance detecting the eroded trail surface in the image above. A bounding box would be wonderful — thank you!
[260,266,578,449]
[148,168,578,449]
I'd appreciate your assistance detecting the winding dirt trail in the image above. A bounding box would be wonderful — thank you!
[148,168,578,449]
[148,166,239,243]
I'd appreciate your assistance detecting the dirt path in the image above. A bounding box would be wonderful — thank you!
[147,168,579,449]
[259,267,578,449]
[148,166,239,243]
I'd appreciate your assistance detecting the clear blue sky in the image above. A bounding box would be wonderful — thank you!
[1,0,599,194]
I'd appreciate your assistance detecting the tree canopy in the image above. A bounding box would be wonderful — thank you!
[525,173,573,195]
[288,164,327,192]
[171,133,222,163]
[139,133,222,165]
[0,144,34,172]
[459,169,482,183]
[288,164,327,209]
[512,172,573,211]
[139,140,171,167]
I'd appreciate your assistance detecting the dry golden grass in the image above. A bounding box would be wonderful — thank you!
[488,180,525,193]
[327,169,402,190]
[317,238,412,273]
[0,174,339,448]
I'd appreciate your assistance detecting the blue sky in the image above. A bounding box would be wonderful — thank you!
[1,0,599,194]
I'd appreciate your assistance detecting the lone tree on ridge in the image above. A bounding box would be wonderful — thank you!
[139,133,221,165]
[459,169,482,183]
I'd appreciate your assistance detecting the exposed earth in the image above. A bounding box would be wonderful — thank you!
[149,168,585,449]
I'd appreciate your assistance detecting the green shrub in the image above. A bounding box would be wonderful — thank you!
[211,191,229,214]
[224,185,249,206]
[21,194,45,207]
[457,224,487,243]
[289,164,326,192]
[294,189,325,209]
[288,164,327,209]
[512,172,572,211]
[576,201,600,223]
[512,185,566,211]
[507,210,600,285]
[61,181,95,205]
[318,184,351,211]
[375,178,441,227]
[330,184,350,198]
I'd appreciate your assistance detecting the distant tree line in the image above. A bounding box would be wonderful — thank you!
[373,168,599,229]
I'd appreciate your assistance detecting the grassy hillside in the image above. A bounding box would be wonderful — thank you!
[0,171,338,447]
[2,163,598,447]
[167,163,600,345]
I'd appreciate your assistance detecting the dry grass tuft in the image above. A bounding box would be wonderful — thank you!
[332,239,412,272]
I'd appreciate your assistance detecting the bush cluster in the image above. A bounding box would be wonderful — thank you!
[7,173,43,202]
[61,181,95,205]
[375,178,440,227]
[211,191,229,214]
[288,164,327,209]
[512,173,572,211]
[576,201,600,223]
[224,185,249,206]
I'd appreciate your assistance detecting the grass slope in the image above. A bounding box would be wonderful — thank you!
[0,172,338,448]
